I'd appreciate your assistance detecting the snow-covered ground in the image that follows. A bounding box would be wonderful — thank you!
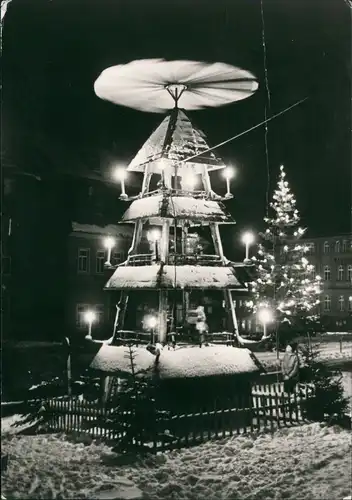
[256,341,352,371]
[1,423,351,499]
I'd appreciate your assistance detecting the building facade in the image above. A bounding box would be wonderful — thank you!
[66,222,138,338]
[302,234,352,330]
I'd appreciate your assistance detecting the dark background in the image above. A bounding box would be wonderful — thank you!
[2,0,351,339]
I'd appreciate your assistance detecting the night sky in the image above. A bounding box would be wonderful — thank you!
[3,0,351,238]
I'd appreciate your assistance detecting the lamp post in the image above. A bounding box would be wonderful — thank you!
[258,308,273,339]
[113,167,128,199]
[84,310,97,340]
[223,167,235,198]
[147,229,161,261]
[103,236,116,266]
[241,231,255,263]
[145,315,157,343]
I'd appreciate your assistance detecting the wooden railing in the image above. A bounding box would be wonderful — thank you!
[126,253,222,266]
[42,383,313,452]
[168,253,222,266]
[127,254,154,266]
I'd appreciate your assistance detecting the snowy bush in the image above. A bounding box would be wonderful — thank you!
[299,343,350,424]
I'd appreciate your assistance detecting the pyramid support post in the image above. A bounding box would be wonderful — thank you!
[201,165,212,194]
[128,220,143,257]
[210,223,225,262]
[112,292,129,340]
[158,290,168,344]
[223,289,239,339]
[163,170,172,189]
[181,221,189,323]
[160,220,170,262]
[141,164,152,196]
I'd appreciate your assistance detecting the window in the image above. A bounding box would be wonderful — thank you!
[2,256,11,275]
[77,248,90,273]
[95,304,105,324]
[311,265,316,279]
[323,241,330,253]
[348,265,352,282]
[337,265,344,281]
[76,304,89,328]
[324,265,331,281]
[112,251,125,266]
[307,243,315,255]
[323,295,331,312]
[338,296,345,312]
[335,241,341,253]
[342,240,347,252]
[96,250,105,274]
[349,296,352,312]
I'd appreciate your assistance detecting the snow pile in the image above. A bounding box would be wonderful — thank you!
[2,423,351,499]
[90,345,260,378]
[122,196,233,222]
[105,264,244,290]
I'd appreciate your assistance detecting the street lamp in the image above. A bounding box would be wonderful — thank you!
[103,236,116,266]
[113,167,128,199]
[84,310,97,339]
[144,314,157,343]
[242,231,255,262]
[223,167,235,198]
[258,308,273,338]
[147,229,161,261]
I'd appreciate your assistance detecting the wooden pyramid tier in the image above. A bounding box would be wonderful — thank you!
[104,264,247,291]
[127,108,225,174]
[121,195,235,225]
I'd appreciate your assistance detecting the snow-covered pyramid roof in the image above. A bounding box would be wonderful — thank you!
[71,222,134,238]
[89,344,261,379]
[127,109,226,174]
[104,264,247,291]
[121,195,234,224]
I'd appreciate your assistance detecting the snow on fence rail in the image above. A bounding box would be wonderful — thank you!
[41,383,313,452]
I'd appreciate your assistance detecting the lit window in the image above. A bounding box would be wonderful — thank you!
[349,297,352,312]
[247,319,252,331]
[337,265,344,281]
[77,248,90,273]
[76,304,89,328]
[348,265,352,282]
[112,251,125,266]
[342,240,347,252]
[96,250,105,274]
[324,265,331,281]
[335,241,341,253]
[323,241,330,253]
[338,296,345,312]
[323,295,331,312]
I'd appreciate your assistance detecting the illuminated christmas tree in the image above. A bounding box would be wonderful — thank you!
[251,165,322,331]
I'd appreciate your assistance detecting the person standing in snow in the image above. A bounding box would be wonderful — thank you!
[282,342,300,393]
